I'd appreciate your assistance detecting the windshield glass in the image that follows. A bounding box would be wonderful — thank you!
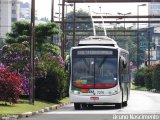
[72,49,118,89]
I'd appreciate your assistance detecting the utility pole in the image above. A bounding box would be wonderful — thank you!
[73,2,76,46]
[30,0,35,105]
[51,0,54,43]
[148,24,151,67]
[137,4,146,70]
[51,0,54,22]
[61,0,65,59]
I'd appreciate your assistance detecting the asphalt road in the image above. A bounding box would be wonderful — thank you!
[20,90,160,120]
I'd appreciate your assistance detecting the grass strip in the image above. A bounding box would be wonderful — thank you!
[0,97,69,116]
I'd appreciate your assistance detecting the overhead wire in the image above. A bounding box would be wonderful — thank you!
[79,0,98,36]
[84,0,108,36]
[95,0,108,36]
[65,0,108,36]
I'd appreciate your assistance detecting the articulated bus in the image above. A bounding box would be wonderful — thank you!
[67,36,130,110]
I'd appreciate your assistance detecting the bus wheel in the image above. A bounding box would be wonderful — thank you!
[88,104,93,108]
[74,103,81,110]
[87,104,93,109]
[123,89,128,107]
[122,101,127,107]
[115,103,122,109]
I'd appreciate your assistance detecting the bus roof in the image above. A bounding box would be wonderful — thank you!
[78,36,118,47]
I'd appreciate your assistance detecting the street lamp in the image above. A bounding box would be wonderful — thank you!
[117,12,131,35]
[137,4,146,69]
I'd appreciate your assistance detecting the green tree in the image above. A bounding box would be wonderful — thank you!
[66,10,92,33]
[145,66,154,90]
[128,39,137,64]
[134,67,147,86]
[0,38,6,48]
[35,22,59,51]
[5,21,60,51]
[2,21,63,96]
[6,21,30,44]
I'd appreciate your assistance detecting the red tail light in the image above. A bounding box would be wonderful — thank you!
[95,83,116,88]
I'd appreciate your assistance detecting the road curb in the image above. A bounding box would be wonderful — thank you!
[0,102,70,120]
[132,89,160,93]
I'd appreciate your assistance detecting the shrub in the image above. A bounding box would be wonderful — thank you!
[144,71,152,90]
[0,42,30,95]
[35,60,68,102]
[151,64,160,91]
[0,65,22,104]
[134,67,147,86]
[144,65,155,90]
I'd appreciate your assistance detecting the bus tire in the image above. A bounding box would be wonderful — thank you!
[87,104,93,109]
[81,104,87,109]
[115,103,122,109]
[88,104,93,107]
[122,101,127,107]
[74,103,81,110]
[123,90,128,107]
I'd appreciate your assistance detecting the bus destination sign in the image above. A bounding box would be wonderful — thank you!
[77,50,113,55]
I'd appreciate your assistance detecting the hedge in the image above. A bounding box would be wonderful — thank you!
[35,60,68,102]
[134,64,160,91]
[151,64,160,91]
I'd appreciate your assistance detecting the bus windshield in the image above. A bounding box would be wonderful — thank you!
[72,49,118,89]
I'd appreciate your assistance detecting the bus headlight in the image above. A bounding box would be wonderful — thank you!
[112,90,119,95]
[72,90,80,95]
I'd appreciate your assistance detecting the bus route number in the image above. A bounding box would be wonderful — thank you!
[96,91,105,95]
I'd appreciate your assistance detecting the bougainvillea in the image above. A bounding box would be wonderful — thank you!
[0,42,30,95]
[0,65,22,104]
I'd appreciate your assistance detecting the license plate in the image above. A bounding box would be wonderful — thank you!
[89,89,105,95]
[90,97,99,101]
[96,90,105,95]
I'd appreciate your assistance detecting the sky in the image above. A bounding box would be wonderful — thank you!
[20,0,149,28]
[21,0,148,19]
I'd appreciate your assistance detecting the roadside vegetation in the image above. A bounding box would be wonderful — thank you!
[0,98,69,116]
[133,64,160,92]
[0,20,69,110]
[131,84,147,91]
[0,9,151,115]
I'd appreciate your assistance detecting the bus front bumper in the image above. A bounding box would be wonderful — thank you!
[69,92,122,104]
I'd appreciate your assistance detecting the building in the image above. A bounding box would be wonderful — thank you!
[19,2,30,21]
[148,2,160,63]
[148,2,160,33]
[0,0,20,38]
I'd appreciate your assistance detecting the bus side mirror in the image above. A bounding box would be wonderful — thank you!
[121,56,127,68]
[123,60,127,68]
[65,62,68,71]
[65,55,70,71]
